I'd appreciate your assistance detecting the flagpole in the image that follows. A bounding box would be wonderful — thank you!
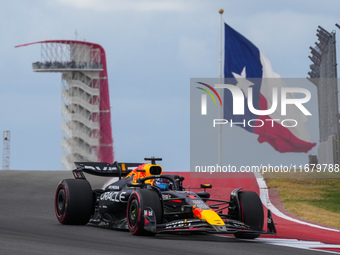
[218,9,224,167]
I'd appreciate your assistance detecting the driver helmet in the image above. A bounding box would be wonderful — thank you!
[154,178,171,191]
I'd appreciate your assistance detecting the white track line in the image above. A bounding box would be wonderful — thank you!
[216,235,340,254]
[255,238,340,248]
[255,172,340,233]
[246,238,340,254]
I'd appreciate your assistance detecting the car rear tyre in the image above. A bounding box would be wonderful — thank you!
[127,189,162,236]
[233,191,264,239]
[55,179,93,225]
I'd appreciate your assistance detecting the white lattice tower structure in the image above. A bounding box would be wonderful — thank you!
[2,131,10,170]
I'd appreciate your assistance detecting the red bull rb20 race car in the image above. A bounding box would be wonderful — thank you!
[55,158,276,238]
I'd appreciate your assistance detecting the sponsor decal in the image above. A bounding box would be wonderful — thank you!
[108,185,120,190]
[83,165,118,171]
[144,209,153,217]
[192,199,210,210]
[165,220,192,229]
[162,194,172,200]
[100,191,127,202]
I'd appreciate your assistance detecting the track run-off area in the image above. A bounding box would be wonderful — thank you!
[0,170,339,255]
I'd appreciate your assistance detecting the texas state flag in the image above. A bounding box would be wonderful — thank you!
[224,24,316,153]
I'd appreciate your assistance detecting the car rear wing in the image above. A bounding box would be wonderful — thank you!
[73,162,144,179]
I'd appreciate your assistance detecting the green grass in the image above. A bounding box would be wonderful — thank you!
[264,178,340,228]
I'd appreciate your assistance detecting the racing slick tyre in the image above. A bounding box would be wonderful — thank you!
[127,189,162,236]
[233,191,264,239]
[55,179,93,225]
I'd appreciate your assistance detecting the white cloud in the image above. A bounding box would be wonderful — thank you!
[55,0,190,12]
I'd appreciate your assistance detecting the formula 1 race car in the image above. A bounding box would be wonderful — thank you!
[55,157,276,238]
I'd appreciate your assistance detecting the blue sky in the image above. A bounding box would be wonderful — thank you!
[1,0,339,170]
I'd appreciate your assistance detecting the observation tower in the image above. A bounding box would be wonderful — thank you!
[16,40,114,170]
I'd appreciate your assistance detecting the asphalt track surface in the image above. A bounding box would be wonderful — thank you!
[0,170,329,255]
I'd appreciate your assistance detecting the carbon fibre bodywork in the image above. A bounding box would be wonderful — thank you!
[61,159,276,237]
